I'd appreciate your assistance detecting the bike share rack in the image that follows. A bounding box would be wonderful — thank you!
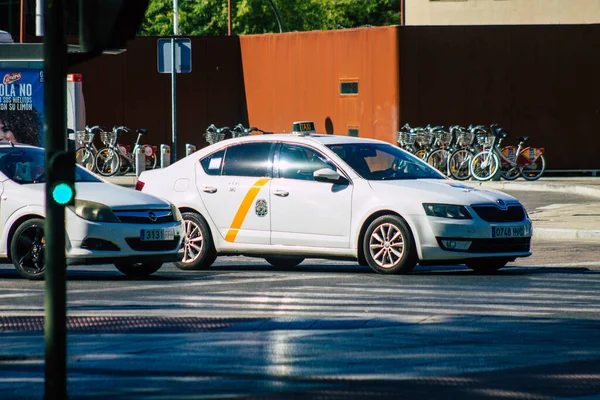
[186,144,197,157]
[160,144,171,168]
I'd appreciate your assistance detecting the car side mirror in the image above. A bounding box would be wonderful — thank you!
[313,168,347,184]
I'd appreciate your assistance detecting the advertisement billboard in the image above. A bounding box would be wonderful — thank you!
[0,69,45,146]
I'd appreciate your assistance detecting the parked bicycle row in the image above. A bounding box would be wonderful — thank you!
[204,123,271,144]
[73,125,160,177]
[397,124,546,181]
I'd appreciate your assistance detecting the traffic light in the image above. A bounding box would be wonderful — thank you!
[79,0,150,55]
[49,151,76,206]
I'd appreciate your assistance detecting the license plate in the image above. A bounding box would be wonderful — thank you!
[140,228,175,241]
[492,225,525,238]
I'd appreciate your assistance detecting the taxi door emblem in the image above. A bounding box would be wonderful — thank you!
[255,199,268,217]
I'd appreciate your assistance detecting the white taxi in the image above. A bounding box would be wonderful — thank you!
[137,122,532,274]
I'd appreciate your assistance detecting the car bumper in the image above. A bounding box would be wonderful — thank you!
[410,215,533,261]
[65,216,184,265]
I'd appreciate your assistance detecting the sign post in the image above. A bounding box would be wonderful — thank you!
[157,37,191,164]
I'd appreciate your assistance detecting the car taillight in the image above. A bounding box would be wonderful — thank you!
[135,180,145,191]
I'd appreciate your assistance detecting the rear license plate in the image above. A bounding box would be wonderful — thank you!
[140,228,175,241]
[492,225,525,238]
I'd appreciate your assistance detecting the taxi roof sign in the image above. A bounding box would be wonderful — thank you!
[292,121,316,136]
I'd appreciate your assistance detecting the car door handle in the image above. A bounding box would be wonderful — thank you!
[203,186,217,193]
[274,190,289,197]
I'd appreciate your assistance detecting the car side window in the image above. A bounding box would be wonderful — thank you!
[200,149,225,176]
[278,144,336,181]
[222,142,272,177]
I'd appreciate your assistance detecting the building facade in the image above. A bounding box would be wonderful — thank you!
[407,0,600,26]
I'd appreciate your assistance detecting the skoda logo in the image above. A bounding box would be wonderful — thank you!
[148,211,158,222]
[496,199,507,209]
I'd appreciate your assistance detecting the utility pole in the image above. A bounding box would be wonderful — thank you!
[43,0,69,397]
[42,1,150,398]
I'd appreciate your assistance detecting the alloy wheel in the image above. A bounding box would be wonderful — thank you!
[15,224,45,276]
[369,222,405,269]
[181,219,204,264]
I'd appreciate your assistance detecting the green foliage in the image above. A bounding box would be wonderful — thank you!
[140,0,400,36]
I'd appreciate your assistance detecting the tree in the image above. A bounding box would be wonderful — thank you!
[139,0,400,36]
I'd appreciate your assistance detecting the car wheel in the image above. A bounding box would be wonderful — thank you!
[363,215,417,274]
[114,262,162,277]
[264,256,304,268]
[10,218,46,280]
[465,258,508,274]
[175,212,217,270]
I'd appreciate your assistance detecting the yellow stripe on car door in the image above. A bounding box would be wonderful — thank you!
[225,178,270,242]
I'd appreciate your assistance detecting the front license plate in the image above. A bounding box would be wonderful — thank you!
[140,228,175,241]
[492,225,525,238]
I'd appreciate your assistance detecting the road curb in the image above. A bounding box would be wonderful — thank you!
[533,228,600,241]
[471,182,600,199]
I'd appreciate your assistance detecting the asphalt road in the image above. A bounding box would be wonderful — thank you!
[1,189,600,399]
[1,238,600,399]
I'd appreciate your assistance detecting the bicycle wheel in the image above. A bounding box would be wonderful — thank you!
[414,149,427,160]
[119,157,132,175]
[520,154,546,181]
[95,147,121,177]
[500,164,520,180]
[470,150,500,181]
[448,149,472,180]
[426,148,448,175]
[75,147,95,171]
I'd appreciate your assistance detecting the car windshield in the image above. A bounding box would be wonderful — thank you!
[326,142,445,180]
[0,146,101,184]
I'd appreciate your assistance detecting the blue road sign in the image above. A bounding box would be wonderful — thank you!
[157,38,192,73]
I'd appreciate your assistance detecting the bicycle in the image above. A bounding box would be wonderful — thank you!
[469,125,546,181]
[75,125,102,172]
[205,124,230,145]
[425,125,460,175]
[117,129,157,174]
[447,125,488,181]
[95,127,156,177]
[498,136,546,181]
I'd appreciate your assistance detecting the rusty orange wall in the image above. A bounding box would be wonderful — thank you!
[239,26,400,144]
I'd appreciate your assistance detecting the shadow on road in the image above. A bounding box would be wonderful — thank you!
[0,263,598,281]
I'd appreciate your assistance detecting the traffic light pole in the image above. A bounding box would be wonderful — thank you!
[43,0,69,398]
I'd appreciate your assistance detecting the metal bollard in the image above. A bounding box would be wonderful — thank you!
[186,143,197,157]
[160,144,171,168]
[67,129,77,152]
[135,146,146,177]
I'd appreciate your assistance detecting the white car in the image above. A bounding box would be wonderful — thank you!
[137,123,532,274]
[0,143,184,280]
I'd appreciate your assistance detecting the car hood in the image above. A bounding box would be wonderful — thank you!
[23,182,171,209]
[368,179,519,205]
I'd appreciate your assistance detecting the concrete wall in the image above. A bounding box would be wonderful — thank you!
[407,0,600,26]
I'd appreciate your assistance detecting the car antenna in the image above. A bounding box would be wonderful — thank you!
[9,140,14,148]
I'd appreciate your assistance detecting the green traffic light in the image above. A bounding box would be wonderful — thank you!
[52,183,75,205]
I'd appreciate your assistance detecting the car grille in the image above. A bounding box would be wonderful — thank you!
[114,209,174,224]
[126,237,181,251]
[471,205,526,223]
[468,238,531,253]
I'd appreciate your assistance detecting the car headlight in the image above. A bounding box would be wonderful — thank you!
[170,203,182,222]
[423,203,472,219]
[67,200,120,223]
